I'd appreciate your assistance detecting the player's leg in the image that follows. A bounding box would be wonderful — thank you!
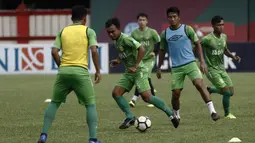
[221,72,236,118]
[136,71,179,128]
[170,67,185,120]
[186,62,220,121]
[38,74,71,143]
[145,58,156,107]
[72,73,101,143]
[113,73,136,129]
[129,87,139,107]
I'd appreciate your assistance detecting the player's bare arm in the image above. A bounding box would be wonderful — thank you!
[224,47,241,62]
[91,45,101,84]
[110,58,121,68]
[51,48,61,67]
[129,45,145,73]
[157,49,165,79]
[194,41,208,74]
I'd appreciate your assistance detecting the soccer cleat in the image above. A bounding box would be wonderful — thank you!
[169,115,179,128]
[154,89,157,93]
[211,113,220,121]
[147,104,154,107]
[129,100,136,108]
[89,140,102,143]
[37,133,47,143]
[225,113,236,119]
[119,117,136,129]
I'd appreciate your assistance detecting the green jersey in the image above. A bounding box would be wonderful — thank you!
[201,32,227,70]
[115,33,144,72]
[131,27,160,60]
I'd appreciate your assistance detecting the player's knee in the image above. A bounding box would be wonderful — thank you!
[140,91,151,103]
[172,90,181,99]
[193,80,203,90]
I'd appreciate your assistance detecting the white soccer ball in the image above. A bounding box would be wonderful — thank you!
[135,116,152,132]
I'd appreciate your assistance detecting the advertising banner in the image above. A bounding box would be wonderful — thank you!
[108,43,255,73]
[0,43,109,74]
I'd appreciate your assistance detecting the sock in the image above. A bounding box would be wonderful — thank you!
[148,78,155,96]
[222,90,232,116]
[206,101,216,114]
[86,104,98,139]
[42,102,61,133]
[131,95,138,101]
[209,87,222,94]
[148,95,173,117]
[174,109,180,119]
[113,96,135,118]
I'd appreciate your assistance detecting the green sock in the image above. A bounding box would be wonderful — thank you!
[222,90,232,116]
[113,96,134,118]
[85,104,98,139]
[42,102,61,133]
[149,95,173,117]
[209,87,222,94]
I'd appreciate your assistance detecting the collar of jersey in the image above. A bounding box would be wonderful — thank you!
[211,32,222,39]
[138,27,148,32]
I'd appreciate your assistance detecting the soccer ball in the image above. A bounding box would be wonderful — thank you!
[135,116,151,132]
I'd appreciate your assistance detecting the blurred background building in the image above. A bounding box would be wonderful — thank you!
[0,0,255,74]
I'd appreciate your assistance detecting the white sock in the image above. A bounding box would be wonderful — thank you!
[207,101,216,114]
[174,109,180,119]
[132,95,139,101]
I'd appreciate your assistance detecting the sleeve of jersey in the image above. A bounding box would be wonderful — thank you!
[200,37,207,47]
[87,28,98,48]
[152,29,161,43]
[186,26,199,43]
[160,31,167,50]
[53,32,61,49]
[124,37,141,50]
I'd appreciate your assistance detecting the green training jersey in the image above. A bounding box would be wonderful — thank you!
[115,33,144,72]
[201,32,227,70]
[131,27,160,60]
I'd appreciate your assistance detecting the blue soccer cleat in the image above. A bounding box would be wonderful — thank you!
[37,133,47,143]
[89,140,102,143]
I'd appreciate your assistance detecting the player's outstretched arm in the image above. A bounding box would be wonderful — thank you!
[224,47,241,63]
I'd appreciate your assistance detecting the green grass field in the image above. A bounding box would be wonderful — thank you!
[0,73,255,143]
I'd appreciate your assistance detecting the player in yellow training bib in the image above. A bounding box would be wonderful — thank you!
[37,5,102,143]
[201,15,241,119]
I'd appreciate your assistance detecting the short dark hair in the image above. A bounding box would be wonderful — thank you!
[105,17,120,28]
[211,15,224,25]
[71,5,87,21]
[136,13,148,19]
[166,7,180,16]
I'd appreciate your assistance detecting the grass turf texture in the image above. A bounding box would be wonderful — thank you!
[0,73,254,143]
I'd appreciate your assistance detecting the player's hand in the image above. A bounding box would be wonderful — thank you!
[233,56,241,63]
[94,72,101,84]
[200,62,208,74]
[128,66,137,73]
[109,59,120,68]
[156,69,162,79]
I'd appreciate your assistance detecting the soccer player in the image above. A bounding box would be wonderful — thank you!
[105,17,179,129]
[202,15,241,119]
[129,13,160,108]
[37,6,102,143]
[157,7,220,121]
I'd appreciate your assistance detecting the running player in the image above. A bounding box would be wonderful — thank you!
[37,6,102,143]
[157,7,220,121]
[202,15,241,119]
[129,13,160,108]
[105,17,179,129]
